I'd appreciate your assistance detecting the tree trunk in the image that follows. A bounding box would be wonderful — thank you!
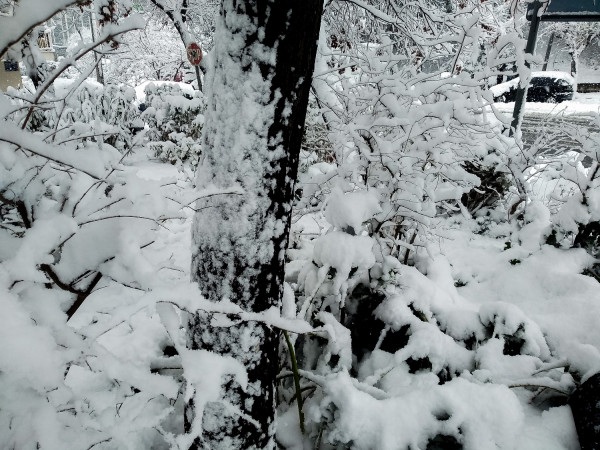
[570,373,600,450]
[542,32,554,71]
[187,0,322,448]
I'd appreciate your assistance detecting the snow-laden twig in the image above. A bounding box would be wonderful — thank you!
[1,123,107,180]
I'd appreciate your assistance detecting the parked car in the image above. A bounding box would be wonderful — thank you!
[491,71,575,103]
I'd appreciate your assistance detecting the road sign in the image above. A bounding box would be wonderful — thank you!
[527,0,600,22]
[187,43,203,66]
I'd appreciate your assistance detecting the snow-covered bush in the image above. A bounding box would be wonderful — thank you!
[19,78,142,153]
[0,81,186,447]
[280,219,578,448]
[530,116,600,278]
[275,1,587,448]
[296,0,530,265]
[0,8,196,448]
[142,82,204,167]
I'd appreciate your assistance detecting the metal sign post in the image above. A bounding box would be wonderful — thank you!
[187,42,203,92]
[510,1,544,136]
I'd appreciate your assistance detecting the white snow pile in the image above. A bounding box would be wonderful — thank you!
[324,187,381,234]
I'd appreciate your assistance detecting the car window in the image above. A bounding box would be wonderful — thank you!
[530,77,572,89]
[530,78,544,87]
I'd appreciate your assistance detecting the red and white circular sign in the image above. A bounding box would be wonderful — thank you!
[187,43,203,66]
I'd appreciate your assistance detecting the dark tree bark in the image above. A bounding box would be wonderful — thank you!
[570,373,600,450]
[187,0,322,448]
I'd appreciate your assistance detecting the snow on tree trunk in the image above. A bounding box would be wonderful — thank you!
[188,0,322,448]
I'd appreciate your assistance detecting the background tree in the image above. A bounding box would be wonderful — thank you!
[147,0,219,87]
[540,22,600,77]
[104,12,188,84]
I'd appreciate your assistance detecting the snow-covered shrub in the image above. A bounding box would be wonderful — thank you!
[297,0,524,263]
[142,82,204,167]
[533,117,600,278]
[0,12,194,445]
[461,160,513,216]
[0,87,185,447]
[279,218,578,448]
[19,79,142,153]
[274,1,587,448]
[69,81,142,151]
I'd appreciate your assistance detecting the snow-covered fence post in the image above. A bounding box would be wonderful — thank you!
[188,0,322,448]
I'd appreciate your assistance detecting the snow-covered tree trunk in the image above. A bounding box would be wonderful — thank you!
[188,0,322,448]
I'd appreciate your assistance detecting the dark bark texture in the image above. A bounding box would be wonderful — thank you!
[570,373,600,450]
[188,0,322,448]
